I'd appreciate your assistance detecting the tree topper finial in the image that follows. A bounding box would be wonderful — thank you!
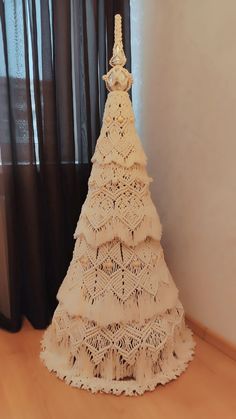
[103,14,133,92]
[109,14,126,67]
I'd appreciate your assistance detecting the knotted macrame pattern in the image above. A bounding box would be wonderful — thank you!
[57,236,179,324]
[40,91,195,395]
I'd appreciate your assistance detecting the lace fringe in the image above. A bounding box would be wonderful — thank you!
[74,214,162,247]
[88,162,153,189]
[58,284,178,326]
[91,139,148,168]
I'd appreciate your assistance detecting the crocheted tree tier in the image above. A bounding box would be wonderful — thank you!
[91,92,147,167]
[40,301,195,396]
[57,237,179,324]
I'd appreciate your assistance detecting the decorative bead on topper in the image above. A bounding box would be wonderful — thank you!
[103,14,133,92]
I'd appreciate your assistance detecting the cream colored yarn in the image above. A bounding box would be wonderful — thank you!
[40,14,195,396]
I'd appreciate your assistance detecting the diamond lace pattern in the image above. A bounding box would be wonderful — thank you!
[48,302,185,366]
[57,236,179,323]
[59,237,170,300]
[92,92,147,167]
[74,175,162,246]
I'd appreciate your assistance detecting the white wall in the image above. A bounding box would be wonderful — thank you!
[131,0,236,344]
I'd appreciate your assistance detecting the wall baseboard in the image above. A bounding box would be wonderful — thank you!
[185,314,236,362]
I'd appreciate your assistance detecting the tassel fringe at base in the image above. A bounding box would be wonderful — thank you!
[40,304,195,396]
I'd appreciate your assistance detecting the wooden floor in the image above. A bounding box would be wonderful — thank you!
[0,320,236,419]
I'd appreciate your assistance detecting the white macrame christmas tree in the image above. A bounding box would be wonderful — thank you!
[40,15,195,395]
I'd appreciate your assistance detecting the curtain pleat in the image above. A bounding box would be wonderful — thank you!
[0,0,131,332]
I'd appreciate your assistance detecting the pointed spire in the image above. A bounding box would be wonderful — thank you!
[103,14,133,92]
[109,14,127,67]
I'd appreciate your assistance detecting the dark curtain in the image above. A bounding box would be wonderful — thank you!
[0,0,131,332]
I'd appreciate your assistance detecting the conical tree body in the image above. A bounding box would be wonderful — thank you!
[75,92,162,246]
[40,90,195,395]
